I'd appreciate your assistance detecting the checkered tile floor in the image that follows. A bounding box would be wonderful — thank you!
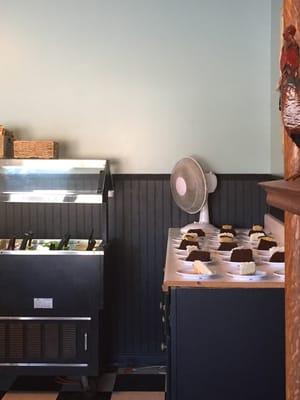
[0,369,166,399]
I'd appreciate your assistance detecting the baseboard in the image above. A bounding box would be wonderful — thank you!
[108,354,167,368]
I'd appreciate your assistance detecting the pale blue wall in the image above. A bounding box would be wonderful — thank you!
[271,0,284,175]
[0,0,271,173]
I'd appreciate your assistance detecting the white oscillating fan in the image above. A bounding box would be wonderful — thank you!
[170,157,217,233]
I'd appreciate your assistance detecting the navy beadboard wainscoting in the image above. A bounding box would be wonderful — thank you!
[105,173,281,366]
[0,174,282,367]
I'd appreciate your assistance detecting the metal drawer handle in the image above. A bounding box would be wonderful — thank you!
[84,333,88,351]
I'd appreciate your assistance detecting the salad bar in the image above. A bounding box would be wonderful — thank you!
[0,233,101,253]
[0,160,111,378]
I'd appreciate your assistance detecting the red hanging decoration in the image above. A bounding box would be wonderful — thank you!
[279,24,300,146]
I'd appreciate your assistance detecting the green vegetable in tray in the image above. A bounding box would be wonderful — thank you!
[49,243,56,250]
[42,241,58,250]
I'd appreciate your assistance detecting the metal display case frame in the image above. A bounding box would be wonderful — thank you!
[0,159,112,384]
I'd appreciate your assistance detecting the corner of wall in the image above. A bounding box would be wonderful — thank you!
[270,0,284,176]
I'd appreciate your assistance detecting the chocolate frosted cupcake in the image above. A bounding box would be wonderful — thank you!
[249,232,266,242]
[220,224,236,236]
[182,233,198,241]
[230,248,253,262]
[218,236,238,251]
[257,237,277,250]
[248,224,264,236]
[187,228,205,237]
[178,240,200,250]
[218,242,238,251]
[269,247,285,262]
[186,250,211,262]
[218,232,234,240]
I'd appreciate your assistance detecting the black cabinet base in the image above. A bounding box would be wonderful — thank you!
[0,254,104,377]
[167,288,285,400]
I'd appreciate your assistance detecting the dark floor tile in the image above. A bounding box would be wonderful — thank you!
[113,375,165,392]
[57,392,111,400]
[10,376,61,392]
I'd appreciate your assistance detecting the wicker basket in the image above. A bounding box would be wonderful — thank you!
[13,141,58,159]
[0,126,14,158]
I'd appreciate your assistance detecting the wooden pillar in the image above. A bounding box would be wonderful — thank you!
[285,212,300,400]
[283,0,300,179]
[282,2,300,399]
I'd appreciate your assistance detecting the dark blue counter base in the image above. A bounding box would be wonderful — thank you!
[167,288,285,400]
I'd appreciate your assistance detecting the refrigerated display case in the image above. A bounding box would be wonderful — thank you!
[0,159,112,380]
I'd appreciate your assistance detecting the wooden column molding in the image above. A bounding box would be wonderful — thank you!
[282,7,300,398]
[281,0,300,180]
[260,180,300,400]
[260,1,300,399]
[285,212,300,400]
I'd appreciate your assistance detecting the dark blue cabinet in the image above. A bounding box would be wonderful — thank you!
[166,288,285,400]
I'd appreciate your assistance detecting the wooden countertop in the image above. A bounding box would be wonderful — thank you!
[162,226,285,291]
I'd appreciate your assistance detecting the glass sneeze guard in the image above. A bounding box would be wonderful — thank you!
[0,159,112,204]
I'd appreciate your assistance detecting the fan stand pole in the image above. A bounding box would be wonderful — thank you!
[198,202,209,224]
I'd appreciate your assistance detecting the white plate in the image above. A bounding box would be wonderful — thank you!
[209,246,221,250]
[226,270,267,280]
[253,249,273,256]
[173,239,202,246]
[237,232,249,237]
[176,267,216,279]
[210,251,233,260]
[218,254,231,261]
[223,258,264,265]
[220,260,241,267]
[207,238,219,244]
[175,249,187,255]
[227,261,266,268]
[255,253,269,258]
[223,260,254,267]
[180,259,214,266]
[172,239,181,244]
[273,269,285,278]
[235,228,249,234]
[254,247,275,252]
[238,240,252,245]
[174,244,200,250]
[266,262,285,268]
[210,247,238,253]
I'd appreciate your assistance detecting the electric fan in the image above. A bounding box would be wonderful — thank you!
[170,157,217,233]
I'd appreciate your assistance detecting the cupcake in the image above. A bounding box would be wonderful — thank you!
[230,247,253,262]
[269,246,285,262]
[257,237,277,250]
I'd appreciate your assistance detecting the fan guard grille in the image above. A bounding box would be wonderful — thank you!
[170,157,208,214]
